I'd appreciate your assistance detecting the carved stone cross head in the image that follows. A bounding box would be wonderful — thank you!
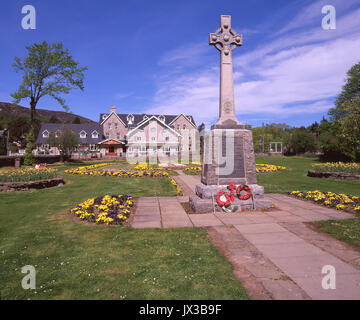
[209,15,242,57]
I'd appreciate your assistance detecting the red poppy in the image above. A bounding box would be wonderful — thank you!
[236,185,252,200]
[216,191,231,207]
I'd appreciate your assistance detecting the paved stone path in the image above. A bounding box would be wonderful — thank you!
[131,172,360,300]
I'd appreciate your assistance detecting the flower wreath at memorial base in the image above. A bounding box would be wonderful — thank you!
[216,183,252,212]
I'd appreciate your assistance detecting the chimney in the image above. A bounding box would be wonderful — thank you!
[110,105,116,113]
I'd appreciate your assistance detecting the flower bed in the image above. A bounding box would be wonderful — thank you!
[65,165,183,195]
[312,162,360,174]
[184,166,201,175]
[289,190,360,214]
[0,167,58,182]
[70,194,134,225]
[256,164,286,173]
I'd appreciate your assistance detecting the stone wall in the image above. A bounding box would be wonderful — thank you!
[0,177,64,192]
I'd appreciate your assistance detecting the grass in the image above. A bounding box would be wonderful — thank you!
[312,219,360,247]
[255,156,360,196]
[255,156,360,248]
[0,163,248,300]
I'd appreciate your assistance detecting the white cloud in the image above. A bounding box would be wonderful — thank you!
[145,1,360,127]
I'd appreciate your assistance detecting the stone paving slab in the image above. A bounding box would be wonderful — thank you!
[292,273,360,300]
[189,214,224,227]
[132,221,162,229]
[131,190,359,299]
[234,223,288,234]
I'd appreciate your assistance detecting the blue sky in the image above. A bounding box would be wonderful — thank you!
[0,0,359,128]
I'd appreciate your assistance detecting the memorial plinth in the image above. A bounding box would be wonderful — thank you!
[189,15,272,213]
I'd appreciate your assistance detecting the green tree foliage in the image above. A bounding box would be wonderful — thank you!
[11,41,87,124]
[287,127,317,154]
[330,61,360,120]
[46,128,79,161]
[72,116,81,124]
[8,116,30,142]
[323,61,360,161]
[48,115,61,123]
[23,131,35,166]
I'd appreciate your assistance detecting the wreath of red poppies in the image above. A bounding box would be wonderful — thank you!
[216,184,252,208]
[236,184,252,200]
[216,191,231,207]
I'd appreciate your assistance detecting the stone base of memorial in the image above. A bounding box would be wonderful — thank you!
[0,177,64,192]
[189,128,272,213]
[308,170,360,181]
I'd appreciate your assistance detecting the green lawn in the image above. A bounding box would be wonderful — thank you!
[256,156,360,196]
[312,219,360,248]
[0,164,248,300]
[256,156,360,247]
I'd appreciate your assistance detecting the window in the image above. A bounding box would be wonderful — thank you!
[55,130,61,138]
[165,137,169,141]
[108,123,111,130]
[137,136,141,141]
[92,131,99,139]
[116,133,120,140]
[177,124,180,130]
[127,114,134,124]
[42,130,49,138]
[106,132,109,139]
[102,114,107,120]
[159,115,165,122]
[41,144,49,149]
[80,130,87,138]
[151,137,156,141]
[114,123,118,130]
[183,124,186,130]
[150,127,156,133]
[89,144,97,151]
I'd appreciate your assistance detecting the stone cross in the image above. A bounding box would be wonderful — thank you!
[209,15,243,129]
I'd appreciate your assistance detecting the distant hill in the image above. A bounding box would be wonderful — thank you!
[0,102,96,124]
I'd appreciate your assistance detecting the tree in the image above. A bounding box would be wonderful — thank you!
[8,116,30,142]
[72,116,81,124]
[46,128,79,161]
[23,131,35,166]
[11,41,87,125]
[48,115,61,123]
[330,61,360,120]
[338,96,360,160]
[287,128,317,154]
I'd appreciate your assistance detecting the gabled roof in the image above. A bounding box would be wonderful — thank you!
[126,115,182,138]
[35,123,103,145]
[99,113,196,128]
[100,111,126,126]
[168,113,197,128]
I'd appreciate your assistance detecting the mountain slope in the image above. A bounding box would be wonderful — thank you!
[0,102,96,124]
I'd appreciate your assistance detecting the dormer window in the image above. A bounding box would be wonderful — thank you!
[92,131,99,139]
[143,115,148,121]
[127,114,134,125]
[42,130,49,138]
[159,115,165,122]
[55,130,61,138]
[80,130,87,139]
[102,114,107,120]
